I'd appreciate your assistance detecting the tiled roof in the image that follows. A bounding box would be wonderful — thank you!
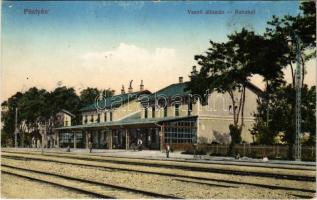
[146,82,191,101]
[80,90,151,112]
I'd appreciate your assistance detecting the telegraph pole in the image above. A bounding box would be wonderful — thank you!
[14,107,19,148]
[294,34,302,161]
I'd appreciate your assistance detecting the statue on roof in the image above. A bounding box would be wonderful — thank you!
[129,80,133,88]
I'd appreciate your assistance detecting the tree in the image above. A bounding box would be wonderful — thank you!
[253,0,316,159]
[251,84,316,147]
[17,87,49,146]
[189,33,246,155]
[48,86,81,122]
[1,86,81,147]
[80,87,102,107]
[1,85,115,147]
[1,92,23,146]
[45,86,81,141]
[0,88,50,147]
[251,84,292,145]
[190,39,247,130]
[300,85,316,145]
[265,0,316,87]
[102,89,115,98]
[189,28,286,153]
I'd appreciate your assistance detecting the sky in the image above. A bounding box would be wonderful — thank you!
[1,1,315,100]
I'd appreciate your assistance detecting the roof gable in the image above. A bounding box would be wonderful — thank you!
[59,109,75,117]
[245,82,263,96]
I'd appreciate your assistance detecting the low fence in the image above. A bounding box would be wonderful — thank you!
[181,144,316,161]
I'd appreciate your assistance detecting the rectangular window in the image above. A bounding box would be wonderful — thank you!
[188,102,192,116]
[104,112,107,122]
[163,119,197,145]
[110,112,113,121]
[144,108,148,118]
[175,104,180,116]
[164,106,167,117]
[84,116,88,124]
[97,114,100,123]
[152,106,155,118]
[90,115,94,122]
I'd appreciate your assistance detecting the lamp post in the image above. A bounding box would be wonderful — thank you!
[294,33,302,161]
[14,107,19,148]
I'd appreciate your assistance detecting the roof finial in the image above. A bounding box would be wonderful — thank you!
[140,80,144,91]
[179,76,183,83]
[128,80,133,93]
[121,85,125,94]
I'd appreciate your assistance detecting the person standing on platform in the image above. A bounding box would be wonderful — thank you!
[31,137,35,148]
[166,143,170,158]
[88,141,93,153]
[37,139,41,148]
[137,138,143,151]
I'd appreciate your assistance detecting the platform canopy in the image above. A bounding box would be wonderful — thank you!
[55,112,197,131]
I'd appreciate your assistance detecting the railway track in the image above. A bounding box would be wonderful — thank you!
[2,151,315,182]
[4,150,315,170]
[1,170,111,199]
[1,164,179,199]
[2,151,316,196]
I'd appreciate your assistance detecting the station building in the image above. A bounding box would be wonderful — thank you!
[55,77,261,151]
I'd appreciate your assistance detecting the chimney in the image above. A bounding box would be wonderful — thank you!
[179,76,183,83]
[121,85,125,94]
[140,80,144,91]
[128,80,133,93]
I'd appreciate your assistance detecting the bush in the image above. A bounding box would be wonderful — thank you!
[229,124,242,144]
[181,149,207,155]
[228,124,242,156]
[181,145,208,155]
[198,136,208,144]
[1,130,13,147]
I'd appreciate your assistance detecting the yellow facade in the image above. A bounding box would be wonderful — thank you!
[79,85,258,144]
[63,114,72,127]
[82,100,141,124]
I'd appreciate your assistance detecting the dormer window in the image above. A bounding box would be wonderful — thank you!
[65,120,68,126]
